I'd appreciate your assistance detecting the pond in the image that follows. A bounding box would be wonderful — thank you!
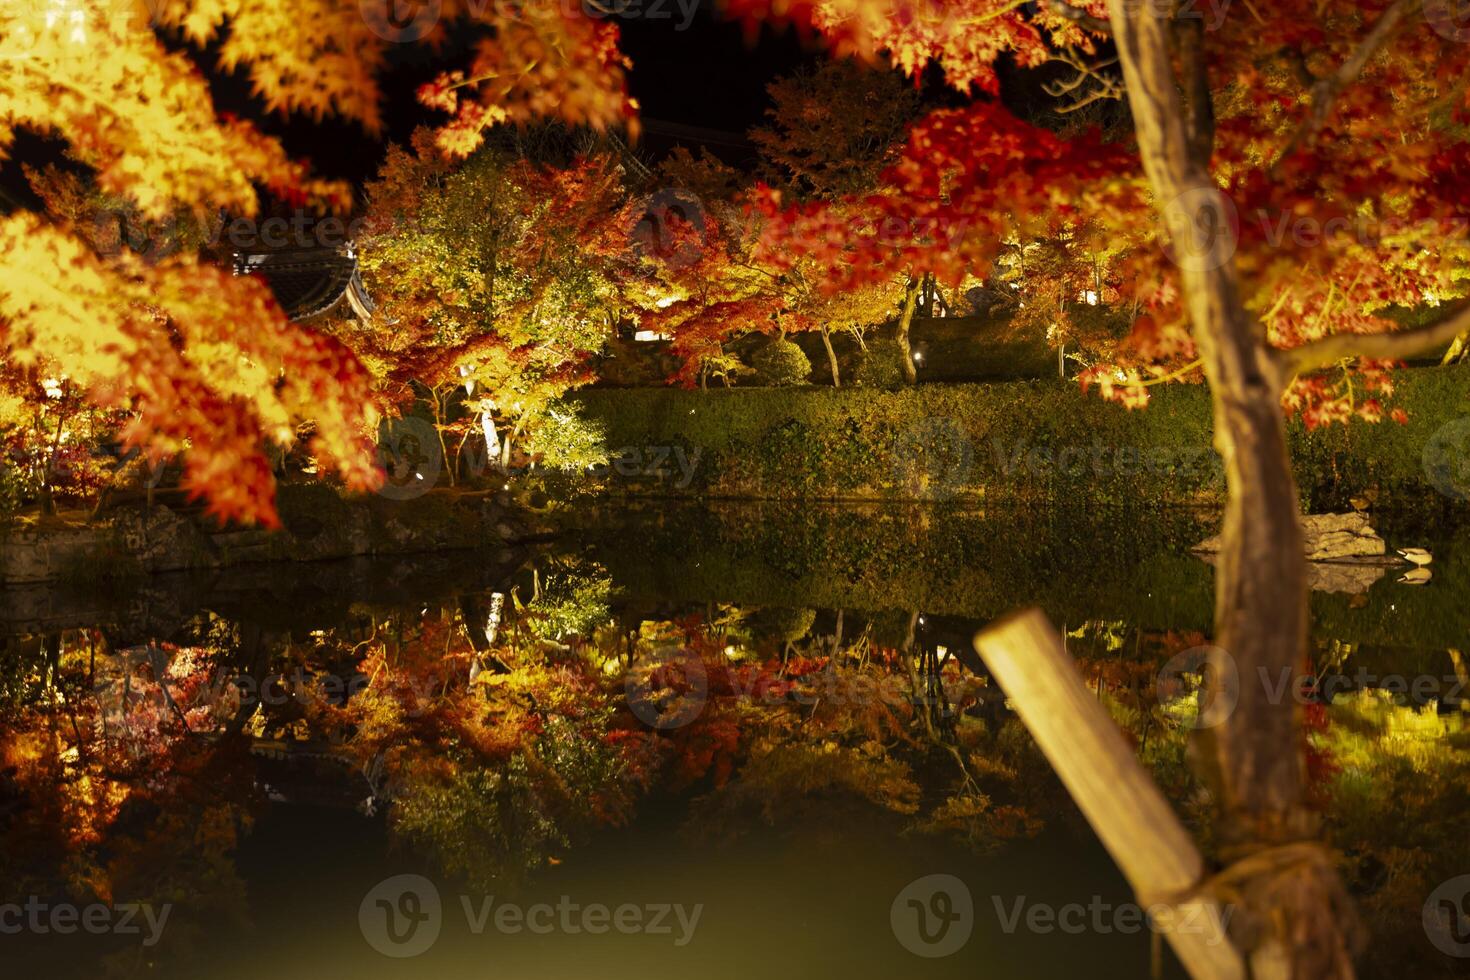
[2,502,1467,979]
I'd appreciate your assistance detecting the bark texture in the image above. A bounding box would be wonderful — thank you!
[896,276,920,384]
[1106,2,1358,975]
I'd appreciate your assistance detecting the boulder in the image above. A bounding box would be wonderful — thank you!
[1192,512,1391,562]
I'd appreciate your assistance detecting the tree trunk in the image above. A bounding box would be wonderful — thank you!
[459,367,501,473]
[431,385,455,487]
[896,276,920,384]
[819,323,841,387]
[500,423,517,470]
[1108,2,1355,975]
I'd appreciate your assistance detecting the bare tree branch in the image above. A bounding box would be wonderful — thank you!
[1043,49,1125,112]
[1271,0,1420,171]
[1281,302,1470,374]
[1048,0,1112,34]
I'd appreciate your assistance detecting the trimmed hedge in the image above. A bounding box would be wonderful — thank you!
[570,365,1470,507]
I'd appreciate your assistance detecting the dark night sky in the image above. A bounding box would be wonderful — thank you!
[244,7,823,189]
[1,7,1068,209]
[0,6,823,209]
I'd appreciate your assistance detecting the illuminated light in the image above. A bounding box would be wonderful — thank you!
[913,351,924,363]
[44,0,85,43]
[1081,289,1099,306]
[633,330,670,342]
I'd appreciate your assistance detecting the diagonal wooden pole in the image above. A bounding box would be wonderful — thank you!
[974,608,1247,980]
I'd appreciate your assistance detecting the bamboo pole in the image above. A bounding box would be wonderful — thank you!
[973,608,1246,980]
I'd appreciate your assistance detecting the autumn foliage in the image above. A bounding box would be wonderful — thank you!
[0,0,637,523]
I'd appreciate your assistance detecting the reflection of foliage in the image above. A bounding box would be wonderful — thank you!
[525,559,616,642]
[912,785,1041,856]
[0,634,253,972]
[689,735,921,834]
[1316,693,1470,980]
[392,714,630,891]
[9,582,1470,977]
[746,606,816,645]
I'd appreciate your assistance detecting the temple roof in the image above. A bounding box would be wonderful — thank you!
[234,246,375,323]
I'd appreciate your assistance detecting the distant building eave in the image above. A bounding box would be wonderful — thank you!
[234,245,376,324]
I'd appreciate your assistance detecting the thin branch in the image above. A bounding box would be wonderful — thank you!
[1280,302,1470,375]
[1047,0,1112,34]
[1043,49,1125,112]
[1139,358,1205,386]
[1271,0,1420,171]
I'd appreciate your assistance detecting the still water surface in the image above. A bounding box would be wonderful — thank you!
[3,502,1467,979]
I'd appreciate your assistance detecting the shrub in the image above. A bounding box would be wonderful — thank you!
[853,338,908,388]
[570,364,1470,509]
[524,401,610,472]
[749,337,812,387]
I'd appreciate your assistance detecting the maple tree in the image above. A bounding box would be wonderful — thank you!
[0,0,638,524]
[723,2,1470,975]
[356,128,627,471]
[622,68,924,390]
[750,61,922,384]
[5,3,1468,969]
[613,149,789,388]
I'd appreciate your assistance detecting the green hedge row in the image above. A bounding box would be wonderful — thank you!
[571,365,1470,508]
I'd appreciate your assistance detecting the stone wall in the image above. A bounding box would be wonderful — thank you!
[0,485,538,587]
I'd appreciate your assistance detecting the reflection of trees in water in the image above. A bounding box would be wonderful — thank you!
[4,595,1469,973]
